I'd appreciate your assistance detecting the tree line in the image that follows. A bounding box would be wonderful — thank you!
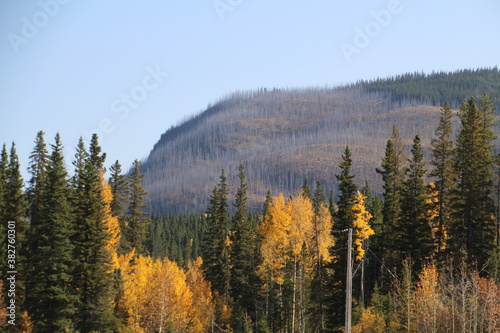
[198,94,500,332]
[0,132,216,332]
[1,93,499,332]
[360,67,500,109]
[141,68,500,215]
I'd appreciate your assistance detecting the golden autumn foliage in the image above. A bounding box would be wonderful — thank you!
[101,174,121,269]
[389,264,500,332]
[352,191,374,260]
[289,194,314,256]
[414,264,444,333]
[117,254,214,333]
[258,193,291,285]
[313,200,334,262]
[352,307,386,333]
[186,257,215,332]
[258,193,336,285]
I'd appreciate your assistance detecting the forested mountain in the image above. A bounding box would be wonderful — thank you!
[141,67,500,214]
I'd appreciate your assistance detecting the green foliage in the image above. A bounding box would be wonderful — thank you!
[375,127,406,285]
[71,135,120,332]
[0,145,7,271]
[230,165,261,330]
[301,179,312,200]
[5,143,29,317]
[362,67,500,108]
[400,135,433,273]
[147,214,206,264]
[108,160,129,254]
[124,159,151,256]
[430,102,456,256]
[202,169,231,298]
[327,146,358,331]
[26,133,78,332]
[450,96,496,270]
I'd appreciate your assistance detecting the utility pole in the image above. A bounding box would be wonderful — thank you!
[345,228,353,333]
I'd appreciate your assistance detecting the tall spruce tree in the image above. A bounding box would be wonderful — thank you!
[400,135,433,273]
[310,181,328,332]
[230,165,260,330]
[302,179,312,200]
[430,102,456,256]
[376,126,406,281]
[109,160,129,254]
[124,159,150,256]
[71,135,120,332]
[26,133,78,332]
[108,162,127,215]
[0,144,8,274]
[4,143,29,321]
[202,169,231,298]
[327,146,358,332]
[26,131,49,228]
[450,97,496,271]
[360,182,383,300]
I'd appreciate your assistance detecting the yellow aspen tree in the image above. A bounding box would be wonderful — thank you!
[427,182,445,253]
[122,255,157,332]
[186,257,215,333]
[258,193,292,285]
[314,202,334,263]
[101,175,121,269]
[352,307,386,333]
[289,194,314,257]
[149,259,194,332]
[477,276,500,332]
[414,264,444,333]
[288,194,315,332]
[352,191,374,260]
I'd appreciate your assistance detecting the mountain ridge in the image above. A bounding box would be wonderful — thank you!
[140,68,500,214]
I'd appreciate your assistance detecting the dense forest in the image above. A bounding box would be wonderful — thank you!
[1,70,500,332]
[1,96,499,332]
[141,67,500,214]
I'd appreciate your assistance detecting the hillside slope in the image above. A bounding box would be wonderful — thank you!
[141,68,500,214]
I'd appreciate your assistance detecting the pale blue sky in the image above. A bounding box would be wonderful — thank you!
[1,0,499,179]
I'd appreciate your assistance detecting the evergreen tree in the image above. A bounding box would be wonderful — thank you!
[400,135,433,273]
[71,137,88,189]
[361,182,384,302]
[202,169,231,298]
[230,165,260,330]
[26,131,49,226]
[450,97,496,271]
[88,133,106,170]
[108,160,128,217]
[0,144,8,274]
[376,126,406,281]
[263,189,273,220]
[108,161,128,255]
[302,179,312,200]
[26,133,78,332]
[310,181,328,332]
[71,135,120,332]
[327,146,358,332]
[124,159,150,256]
[430,102,456,256]
[4,143,29,320]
